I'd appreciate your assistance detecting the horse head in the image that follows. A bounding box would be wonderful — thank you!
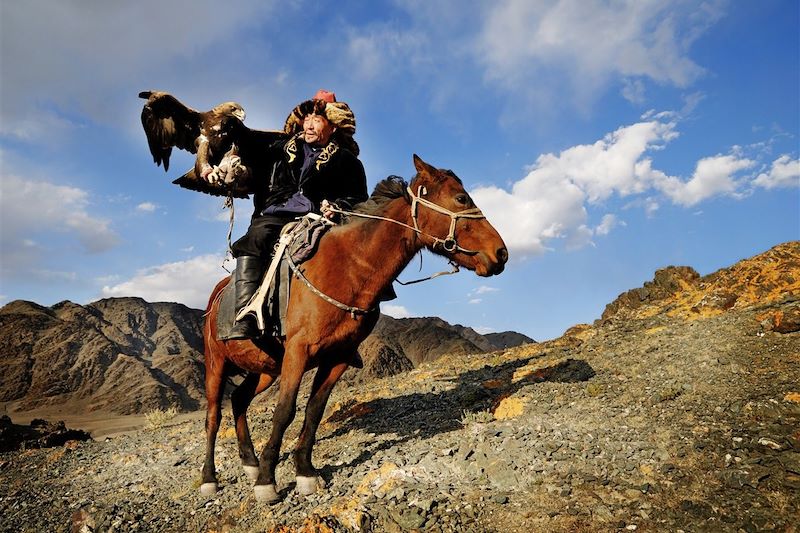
[408,154,508,276]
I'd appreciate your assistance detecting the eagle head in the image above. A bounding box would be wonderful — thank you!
[215,102,246,122]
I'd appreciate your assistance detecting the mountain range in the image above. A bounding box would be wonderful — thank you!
[0,296,533,415]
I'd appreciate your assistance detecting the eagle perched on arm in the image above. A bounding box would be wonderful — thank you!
[139,90,285,198]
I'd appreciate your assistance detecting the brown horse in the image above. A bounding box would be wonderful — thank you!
[201,154,508,502]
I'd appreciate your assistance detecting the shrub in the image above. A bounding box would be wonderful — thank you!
[459,409,493,426]
[145,406,179,428]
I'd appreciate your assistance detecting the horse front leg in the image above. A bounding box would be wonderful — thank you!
[293,359,349,495]
[254,353,306,503]
[231,372,275,482]
[201,356,227,496]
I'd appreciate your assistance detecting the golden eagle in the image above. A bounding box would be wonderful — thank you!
[139,90,285,197]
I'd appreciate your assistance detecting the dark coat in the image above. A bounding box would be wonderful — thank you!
[231,133,367,258]
[252,133,367,217]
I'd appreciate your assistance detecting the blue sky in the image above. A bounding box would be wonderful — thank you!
[1,0,798,341]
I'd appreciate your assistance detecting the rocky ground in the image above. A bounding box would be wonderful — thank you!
[1,243,799,532]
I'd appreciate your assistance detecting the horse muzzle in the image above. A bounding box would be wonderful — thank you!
[475,246,508,277]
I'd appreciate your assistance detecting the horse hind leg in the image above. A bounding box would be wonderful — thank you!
[231,372,275,482]
[294,360,349,496]
[201,353,227,496]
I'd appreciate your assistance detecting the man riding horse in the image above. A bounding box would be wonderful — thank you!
[139,87,509,503]
[218,90,368,339]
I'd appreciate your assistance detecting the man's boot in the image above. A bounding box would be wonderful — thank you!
[229,255,264,340]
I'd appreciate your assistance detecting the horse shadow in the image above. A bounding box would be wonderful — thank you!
[315,353,595,475]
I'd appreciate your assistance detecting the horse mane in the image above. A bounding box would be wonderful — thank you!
[351,175,410,217]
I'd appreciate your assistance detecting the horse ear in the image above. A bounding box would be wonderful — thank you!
[413,154,435,177]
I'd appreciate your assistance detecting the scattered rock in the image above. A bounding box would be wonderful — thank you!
[0,415,92,452]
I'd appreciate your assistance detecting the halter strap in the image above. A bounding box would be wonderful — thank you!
[407,185,485,253]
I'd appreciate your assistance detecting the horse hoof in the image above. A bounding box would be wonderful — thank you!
[254,484,279,503]
[243,465,260,482]
[199,482,218,496]
[296,475,326,496]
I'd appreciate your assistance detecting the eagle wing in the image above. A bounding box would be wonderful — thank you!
[139,90,202,172]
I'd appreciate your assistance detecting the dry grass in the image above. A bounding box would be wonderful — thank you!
[459,409,493,426]
[145,406,179,428]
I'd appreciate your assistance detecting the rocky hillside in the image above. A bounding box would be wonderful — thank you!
[0,297,206,414]
[0,242,797,532]
[0,296,531,416]
[599,241,800,324]
[348,319,532,385]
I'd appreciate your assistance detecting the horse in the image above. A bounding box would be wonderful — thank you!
[201,154,508,502]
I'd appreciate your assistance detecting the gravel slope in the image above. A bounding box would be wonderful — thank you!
[1,298,798,532]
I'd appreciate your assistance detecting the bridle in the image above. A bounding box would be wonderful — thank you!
[407,185,486,254]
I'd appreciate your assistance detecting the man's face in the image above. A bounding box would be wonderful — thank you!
[302,114,336,146]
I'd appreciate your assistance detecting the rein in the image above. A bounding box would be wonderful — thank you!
[222,194,236,273]
[328,185,486,255]
[285,184,487,317]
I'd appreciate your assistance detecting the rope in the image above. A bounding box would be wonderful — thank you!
[324,186,487,284]
[223,185,484,316]
[221,194,235,273]
[225,194,235,251]
[327,186,485,255]
[285,253,376,317]
[395,261,461,285]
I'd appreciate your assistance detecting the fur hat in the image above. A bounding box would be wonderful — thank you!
[283,90,359,155]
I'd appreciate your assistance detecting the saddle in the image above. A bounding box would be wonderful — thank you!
[216,214,332,340]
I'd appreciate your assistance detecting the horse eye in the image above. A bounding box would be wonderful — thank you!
[455,194,468,205]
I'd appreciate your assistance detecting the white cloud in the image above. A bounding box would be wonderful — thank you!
[0,1,275,139]
[136,202,157,212]
[753,155,800,189]
[468,298,483,305]
[471,113,768,256]
[472,116,678,255]
[477,0,722,107]
[100,254,229,309]
[595,214,621,236]
[0,174,119,256]
[624,196,660,217]
[472,285,500,295]
[381,304,413,319]
[654,154,754,206]
[622,78,646,105]
[346,27,427,81]
[337,1,723,119]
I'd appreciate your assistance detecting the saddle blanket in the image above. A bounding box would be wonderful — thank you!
[216,215,331,340]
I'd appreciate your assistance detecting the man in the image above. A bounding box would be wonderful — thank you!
[224,90,368,339]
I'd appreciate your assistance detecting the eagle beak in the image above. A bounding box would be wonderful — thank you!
[236,110,246,122]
